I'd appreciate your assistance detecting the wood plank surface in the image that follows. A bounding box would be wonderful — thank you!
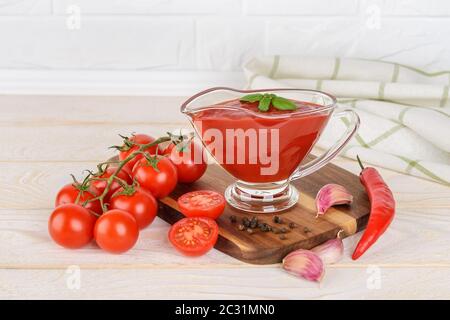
[2,267,450,299]
[158,158,370,264]
[1,95,450,299]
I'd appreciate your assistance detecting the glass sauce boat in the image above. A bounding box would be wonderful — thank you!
[181,87,359,214]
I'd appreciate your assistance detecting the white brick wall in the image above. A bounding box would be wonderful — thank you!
[245,0,360,15]
[1,0,450,94]
[53,0,243,15]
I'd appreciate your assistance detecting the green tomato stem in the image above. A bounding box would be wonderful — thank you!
[84,135,173,213]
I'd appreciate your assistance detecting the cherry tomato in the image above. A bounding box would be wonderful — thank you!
[55,183,102,215]
[121,164,132,176]
[109,187,158,229]
[91,166,132,201]
[119,134,158,171]
[94,209,139,254]
[48,204,97,249]
[132,156,178,199]
[169,217,218,257]
[177,190,225,220]
[163,141,207,183]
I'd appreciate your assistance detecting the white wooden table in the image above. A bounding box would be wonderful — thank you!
[1,95,450,299]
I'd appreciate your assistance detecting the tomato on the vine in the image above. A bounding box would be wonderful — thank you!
[163,141,207,183]
[132,156,178,199]
[49,203,97,249]
[177,190,225,220]
[119,134,158,171]
[91,166,132,201]
[94,209,139,254]
[168,217,218,257]
[55,183,102,215]
[109,187,158,229]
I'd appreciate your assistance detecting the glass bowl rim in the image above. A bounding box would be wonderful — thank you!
[180,87,337,118]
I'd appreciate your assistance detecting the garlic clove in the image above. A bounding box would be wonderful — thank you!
[282,249,325,282]
[311,237,344,265]
[315,183,353,217]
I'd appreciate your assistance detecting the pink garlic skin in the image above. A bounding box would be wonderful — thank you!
[282,249,325,282]
[315,183,353,217]
[311,238,344,264]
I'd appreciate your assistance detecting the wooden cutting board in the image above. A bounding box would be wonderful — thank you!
[157,155,370,265]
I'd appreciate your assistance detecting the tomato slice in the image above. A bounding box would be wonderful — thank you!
[168,217,219,257]
[177,190,226,220]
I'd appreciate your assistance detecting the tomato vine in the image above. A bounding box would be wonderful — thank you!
[80,132,193,213]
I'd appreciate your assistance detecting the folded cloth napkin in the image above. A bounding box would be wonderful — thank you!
[244,56,450,186]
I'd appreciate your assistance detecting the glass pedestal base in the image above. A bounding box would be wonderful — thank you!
[224,180,299,214]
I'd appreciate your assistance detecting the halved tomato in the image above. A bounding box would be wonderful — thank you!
[168,217,219,257]
[177,190,225,220]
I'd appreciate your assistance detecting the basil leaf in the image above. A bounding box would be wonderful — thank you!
[258,94,272,112]
[240,93,263,103]
[272,96,297,111]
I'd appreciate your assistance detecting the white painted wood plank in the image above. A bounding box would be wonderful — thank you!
[0,124,191,162]
[0,211,239,267]
[1,267,450,299]
[0,162,99,209]
[0,157,446,269]
[0,95,187,124]
[1,160,448,210]
[2,205,450,267]
[1,94,449,299]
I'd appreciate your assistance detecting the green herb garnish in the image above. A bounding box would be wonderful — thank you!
[240,93,297,112]
[258,94,272,112]
[239,93,263,103]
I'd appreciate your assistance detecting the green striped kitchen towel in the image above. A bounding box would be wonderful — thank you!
[244,56,450,186]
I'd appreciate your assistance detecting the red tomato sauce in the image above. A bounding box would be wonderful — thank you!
[191,99,330,183]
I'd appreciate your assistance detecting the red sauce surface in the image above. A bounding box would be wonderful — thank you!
[192,99,330,183]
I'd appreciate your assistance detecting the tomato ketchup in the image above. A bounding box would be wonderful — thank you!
[191,99,330,183]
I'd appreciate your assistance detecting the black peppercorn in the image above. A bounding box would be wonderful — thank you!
[229,215,237,223]
[259,223,270,232]
[273,216,282,224]
[288,222,296,229]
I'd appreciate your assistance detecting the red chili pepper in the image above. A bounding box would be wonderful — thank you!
[352,156,395,260]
